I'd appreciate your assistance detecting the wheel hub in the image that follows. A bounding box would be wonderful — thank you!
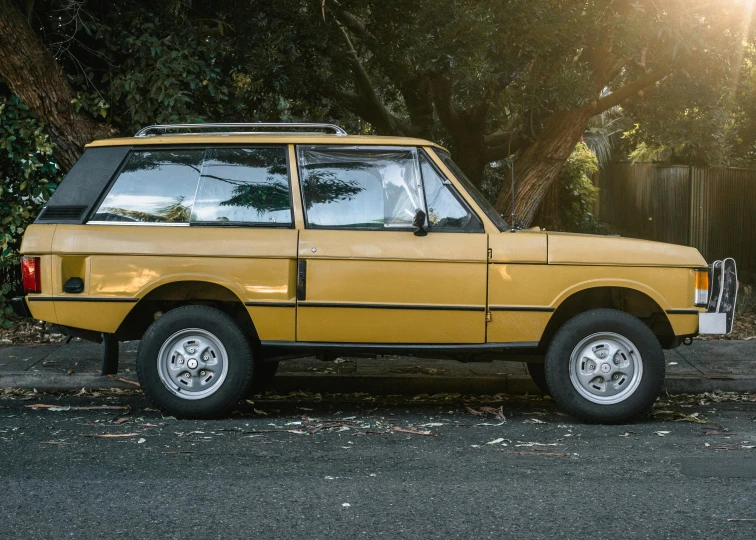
[156,328,229,400]
[568,332,643,405]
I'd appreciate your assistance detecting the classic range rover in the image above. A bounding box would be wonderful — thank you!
[11,123,738,422]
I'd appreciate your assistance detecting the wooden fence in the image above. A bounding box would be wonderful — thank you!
[593,163,756,282]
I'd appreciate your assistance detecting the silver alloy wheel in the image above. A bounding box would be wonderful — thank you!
[157,328,229,400]
[568,332,643,405]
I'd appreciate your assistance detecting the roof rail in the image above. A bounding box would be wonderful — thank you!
[134,122,348,137]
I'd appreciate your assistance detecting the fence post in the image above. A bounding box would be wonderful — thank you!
[687,165,694,247]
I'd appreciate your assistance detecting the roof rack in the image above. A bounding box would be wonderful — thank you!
[134,122,348,137]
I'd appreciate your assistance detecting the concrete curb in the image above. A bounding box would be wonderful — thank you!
[2,371,755,395]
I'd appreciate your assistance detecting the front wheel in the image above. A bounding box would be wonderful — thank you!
[136,306,254,418]
[544,309,665,424]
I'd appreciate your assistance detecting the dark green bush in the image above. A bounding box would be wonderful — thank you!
[0,96,61,327]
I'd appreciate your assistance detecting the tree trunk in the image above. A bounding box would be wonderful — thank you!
[495,107,594,227]
[451,133,489,188]
[0,0,115,171]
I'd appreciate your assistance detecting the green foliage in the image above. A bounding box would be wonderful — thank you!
[0,96,61,326]
[558,142,602,233]
[60,5,231,134]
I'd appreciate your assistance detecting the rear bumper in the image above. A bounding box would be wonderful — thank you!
[10,296,31,318]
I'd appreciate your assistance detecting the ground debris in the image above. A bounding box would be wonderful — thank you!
[106,375,140,387]
[652,409,709,423]
[392,426,436,437]
[85,433,140,438]
[26,404,130,412]
[466,405,507,422]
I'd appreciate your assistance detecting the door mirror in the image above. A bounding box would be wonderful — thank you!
[412,209,428,237]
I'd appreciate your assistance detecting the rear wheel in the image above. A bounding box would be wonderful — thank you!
[136,305,254,418]
[544,309,665,424]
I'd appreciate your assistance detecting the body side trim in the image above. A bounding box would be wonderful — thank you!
[261,341,538,350]
[488,305,555,312]
[28,296,139,303]
[297,301,485,312]
[244,301,296,307]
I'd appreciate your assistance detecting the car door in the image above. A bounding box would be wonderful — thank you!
[294,145,488,344]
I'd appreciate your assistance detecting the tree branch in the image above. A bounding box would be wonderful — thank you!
[334,22,409,135]
[594,68,673,114]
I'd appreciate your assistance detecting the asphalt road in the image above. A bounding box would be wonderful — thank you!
[1,390,756,539]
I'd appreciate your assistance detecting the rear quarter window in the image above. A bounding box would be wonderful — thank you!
[91,147,292,226]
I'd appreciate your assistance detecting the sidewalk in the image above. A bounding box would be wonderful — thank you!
[1,339,755,395]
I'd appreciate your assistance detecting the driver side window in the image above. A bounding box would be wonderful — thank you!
[298,146,424,229]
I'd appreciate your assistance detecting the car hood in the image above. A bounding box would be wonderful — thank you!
[546,232,707,267]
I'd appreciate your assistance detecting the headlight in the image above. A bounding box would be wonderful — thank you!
[694,269,709,307]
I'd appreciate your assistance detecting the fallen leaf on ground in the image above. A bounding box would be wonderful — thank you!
[515,442,561,447]
[466,407,484,416]
[654,431,671,437]
[26,404,129,412]
[107,375,140,387]
[486,438,506,445]
[479,406,507,421]
[86,433,140,438]
[392,426,436,437]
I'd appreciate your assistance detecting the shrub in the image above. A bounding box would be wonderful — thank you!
[0,96,61,327]
[558,141,603,233]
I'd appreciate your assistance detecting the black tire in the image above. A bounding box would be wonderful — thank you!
[136,305,254,419]
[544,309,665,424]
[526,362,551,395]
[245,360,279,397]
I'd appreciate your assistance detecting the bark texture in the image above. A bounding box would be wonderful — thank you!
[0,0,114,170]
[495,107,595,226]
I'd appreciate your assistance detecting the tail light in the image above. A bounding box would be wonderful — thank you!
[21,256,41,293]
[694,269,709,307]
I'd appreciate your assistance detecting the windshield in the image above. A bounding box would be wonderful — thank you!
[434,150,509,231]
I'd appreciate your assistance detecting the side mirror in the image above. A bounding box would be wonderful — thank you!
[412,209,428,237]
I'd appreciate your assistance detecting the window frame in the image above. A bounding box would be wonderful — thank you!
[86,144,295,229]
[296,144,427,232]
[418,148,484,234]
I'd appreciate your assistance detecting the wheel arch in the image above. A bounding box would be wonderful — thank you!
[115,279,258,342]
[539,285,675,351]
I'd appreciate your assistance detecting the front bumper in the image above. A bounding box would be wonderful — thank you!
[10,296,32,318]
[698,258,738,335]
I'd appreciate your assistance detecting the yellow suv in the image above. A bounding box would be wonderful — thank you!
[12,123,738,422]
